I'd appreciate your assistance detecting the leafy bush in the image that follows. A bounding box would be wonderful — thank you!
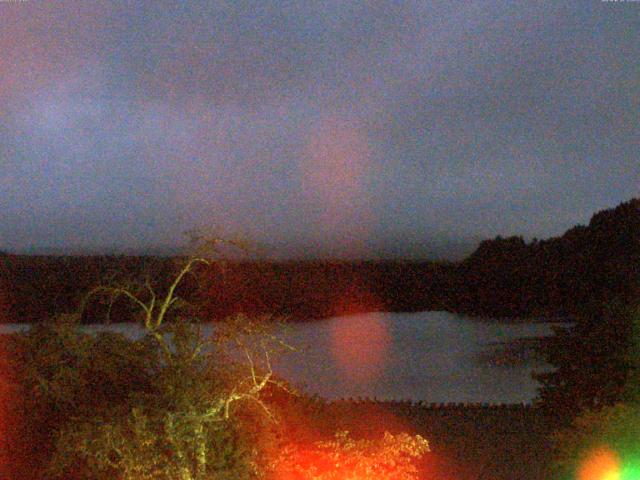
[268,430,429,480]
[550,305,640,479]
[7,317,285,480]
[4,245,431,480]
[6,251,292,480]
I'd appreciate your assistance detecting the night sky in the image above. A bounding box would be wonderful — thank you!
[1,1,638,258]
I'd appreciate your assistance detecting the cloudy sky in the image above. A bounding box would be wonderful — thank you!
[1,1,638,258]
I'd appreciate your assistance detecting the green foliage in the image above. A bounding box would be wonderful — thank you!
[534,300,636,422]
[550,306,640,478]
[6,318,157,479]
[7,250,293,480]
[550,402,640,480]
[12,318,288,479]
[622,305,640,404]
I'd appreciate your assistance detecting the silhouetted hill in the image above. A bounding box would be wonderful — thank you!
[0,198,637,322]
[454,198,640,316]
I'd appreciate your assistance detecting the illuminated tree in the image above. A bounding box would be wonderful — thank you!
[9,241,293,480]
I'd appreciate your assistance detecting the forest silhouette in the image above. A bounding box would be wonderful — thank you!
[0,198,638,324]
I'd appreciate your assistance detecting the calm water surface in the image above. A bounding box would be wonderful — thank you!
[271,311,559,404]
[1,311,561,404]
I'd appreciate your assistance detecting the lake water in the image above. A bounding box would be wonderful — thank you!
[0,311,561,404]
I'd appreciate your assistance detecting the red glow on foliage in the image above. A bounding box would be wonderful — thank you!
[270,442,333,480]
[266,393,440,480]
[0,337,15,479]
[578,447,621,480]
[269,426,431,479]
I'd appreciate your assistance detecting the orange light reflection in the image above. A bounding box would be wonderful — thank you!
[578,447,621,480]
[300,115,374,255]
[328,286,389,386]
[330,310,390,385]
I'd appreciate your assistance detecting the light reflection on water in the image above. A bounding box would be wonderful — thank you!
[0,311,563,404]
[272,311,561,404]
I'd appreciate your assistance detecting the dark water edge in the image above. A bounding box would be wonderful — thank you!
[0,251,613,325]
[0,318,560,480]
[478,336,549,367]
[0,311,561,404]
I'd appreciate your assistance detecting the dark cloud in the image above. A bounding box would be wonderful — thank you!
[0,1,638,256]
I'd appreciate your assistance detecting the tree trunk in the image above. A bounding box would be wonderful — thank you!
[194,420,207,480]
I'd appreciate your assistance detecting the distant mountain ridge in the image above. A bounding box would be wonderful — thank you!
[6,236,479,262]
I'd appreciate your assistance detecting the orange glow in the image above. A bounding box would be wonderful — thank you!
[330,309,390,385]
[300,116,374,248]
[578,447,621,480]
[267,392,439,480]
[270,430,429,480]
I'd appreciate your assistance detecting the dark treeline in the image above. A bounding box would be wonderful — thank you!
[454,197,640,317]
[0,197,638,323]
[0,254,454,323]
